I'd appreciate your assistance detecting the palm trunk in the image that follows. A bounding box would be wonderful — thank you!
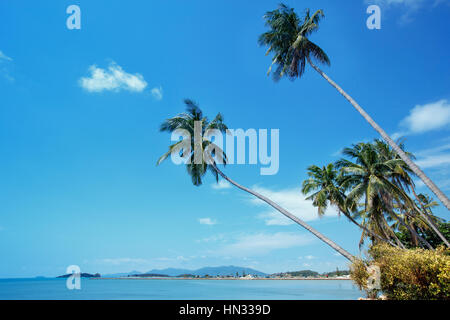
[339,209,398,247]
[409,221,419,247]
[390,230,407,249]
[410,186,450,247]
[211,164,355,261]
[307,57,450,210]
[383,219,406,249]
[389,210,433,249]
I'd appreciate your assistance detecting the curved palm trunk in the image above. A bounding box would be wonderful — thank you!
[389,229,407,249]
[307,57,450,211]
[211,164,354,261]
[409,221,419,247]
[381,217,406,249]
[389,210,433,249]
[374,213,406,248]
[410,186,450,247]
[339,210,398,247]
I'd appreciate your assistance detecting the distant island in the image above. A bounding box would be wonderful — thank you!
[103,266,267,278]
[129,273,170,278]
[57,273,101,278]
[95,266,351,280]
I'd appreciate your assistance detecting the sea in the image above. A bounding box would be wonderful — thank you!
[0,278,362,300]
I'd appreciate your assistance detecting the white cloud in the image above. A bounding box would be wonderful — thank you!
[417,143,450,155]
[97,258,150,265]
[155,257,172,261]
[402,100,450,133]
[373,0,449,6]
[393,100,450,138]
[212,180,232,190]
[332,149,343,157]
[196,234,226,243]
[151,86,163,100]
[0,50,14,82]
[369,0,424,6]
[79,62,148,93]
[0,50,12,62]
[366,0,448,23]
[298,255,316,260]
[249,186,338,225]
[413,142,450,191]
[176,256,189,261]
[415,143,450,168]
[259,211,294,226]
[217,232,315,257]
[199,218,217,225]
[416,154,450,169]
[391,132,404,140]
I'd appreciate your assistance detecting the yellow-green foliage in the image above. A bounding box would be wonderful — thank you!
[349,258,370,291]
[350,244,450,300]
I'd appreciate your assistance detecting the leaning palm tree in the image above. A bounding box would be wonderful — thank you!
[417,194,441,217]
[157,99,354,261]
[391,200,437,248]
[357,194,406,249]
[301,163,396,247]
[258,3,450,210]
[336,143,433,249]
[373,139,450,247]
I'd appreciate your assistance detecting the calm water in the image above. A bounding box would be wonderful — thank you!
[0,278,362,300]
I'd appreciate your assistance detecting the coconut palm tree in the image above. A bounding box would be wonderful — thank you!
[258,3,450,210]
[336,143,433,249]
[349,192,407,249]
[301,163,396,247]
[156,99,228,186]
[157,99,354,261]
[392,200,438,247]
[416,194,440,217]
[373,139,450,247]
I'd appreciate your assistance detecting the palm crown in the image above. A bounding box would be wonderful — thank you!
[258,3,330,81]
[334,142,435,247]
[157,99,228,186]
[336,143,410,211]
[301,163,348,216]
[259,4,450,210]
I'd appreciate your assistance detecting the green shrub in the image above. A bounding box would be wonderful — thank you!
[349,258,369,290]
[350,244,450,300]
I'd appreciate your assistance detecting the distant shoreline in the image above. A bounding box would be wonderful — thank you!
[92,277,352,281]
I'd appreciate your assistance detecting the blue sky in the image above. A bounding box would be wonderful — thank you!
[0,0,449,278]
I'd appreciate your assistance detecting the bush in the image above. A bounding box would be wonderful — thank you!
[350,244,450,300]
